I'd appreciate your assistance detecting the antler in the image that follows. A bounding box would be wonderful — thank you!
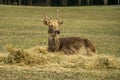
[43,11,50,20]
[56,9,61,19]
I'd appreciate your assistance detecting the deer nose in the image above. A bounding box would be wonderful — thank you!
[55,30,60,34]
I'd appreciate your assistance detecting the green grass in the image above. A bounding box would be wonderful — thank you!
[0,5,120,56]
[0,65,120,80]
[0,5,120,80]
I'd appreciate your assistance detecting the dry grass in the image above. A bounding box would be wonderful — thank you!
[2,44,48,66]
[0,44,119,70]
[0,45,119,80]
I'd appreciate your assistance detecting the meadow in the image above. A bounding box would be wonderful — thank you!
[0,5,120,80]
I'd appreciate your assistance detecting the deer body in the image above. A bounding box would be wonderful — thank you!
[48,35,96,54]
[43,10,96,54]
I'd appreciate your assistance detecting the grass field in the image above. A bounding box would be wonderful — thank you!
[0,5,120,80]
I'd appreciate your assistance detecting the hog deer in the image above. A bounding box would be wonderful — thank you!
[43,10,96,54]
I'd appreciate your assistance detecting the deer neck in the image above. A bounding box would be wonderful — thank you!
[48,35,60,52]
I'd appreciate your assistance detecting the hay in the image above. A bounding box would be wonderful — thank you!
[0,53,6,64]
[26,46,47,54]
[84,54,120,69]
[0,44,120,69]
[3,44,48,66]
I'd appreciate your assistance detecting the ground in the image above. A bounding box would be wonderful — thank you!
[0,5,120,80]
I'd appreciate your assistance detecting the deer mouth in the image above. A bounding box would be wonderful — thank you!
[48,29,60,35]
[55,30,60,34]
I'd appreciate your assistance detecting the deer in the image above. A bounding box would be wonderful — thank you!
[43,9,96,55]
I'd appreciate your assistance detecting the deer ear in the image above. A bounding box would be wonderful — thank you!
[58,20,63,25]
[43,19,49,25]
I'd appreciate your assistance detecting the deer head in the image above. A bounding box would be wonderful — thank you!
[43,9,63,35]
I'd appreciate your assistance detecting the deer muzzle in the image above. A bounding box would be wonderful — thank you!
[48,29,60,34]
[55,30,60,34]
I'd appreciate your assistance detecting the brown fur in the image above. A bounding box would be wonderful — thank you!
[48,36,96,54]
[43,11,96,54]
